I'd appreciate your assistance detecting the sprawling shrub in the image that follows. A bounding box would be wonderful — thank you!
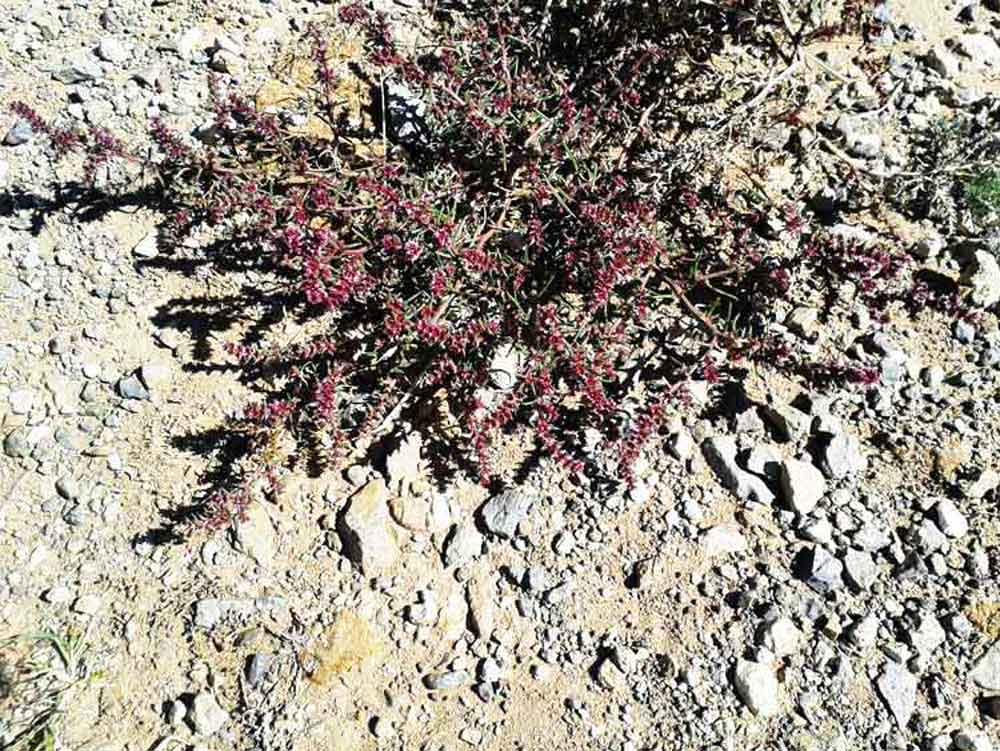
[17,0,906,526]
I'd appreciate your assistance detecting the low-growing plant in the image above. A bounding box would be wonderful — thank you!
[0,628,96,751]
[964,169,1000,222]
[17,0,909,528]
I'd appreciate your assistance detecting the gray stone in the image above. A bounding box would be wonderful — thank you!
[818,432,868,479]
[955,730,994,751]
[444,520,484,566]
[118,373,150,400]
[194,599,225,629]
[956,33,1000,68]
[847,614,880,648]
[701,436,774,504]
[245,653,274,686]
[761,617,803,657]
[913,518,948,553]
[55,475,79,500]
[779,458,827,514]
[876,661,918,730]
[928,45,961,78]
[800,546,843,592]
[4,120,32,146]
[764,404,811,442]
[907,615,946,656]
[960,251,1000,308]
[843,549,878,591]
[133,232,158,258]
[423,670,471,690]
[480,489,533,538]
[4,428,32,458]
[96,36,128,64]
[189,691,229,735]
[734,659,781,717]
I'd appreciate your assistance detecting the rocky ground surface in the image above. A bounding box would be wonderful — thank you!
[2,1,1000,750]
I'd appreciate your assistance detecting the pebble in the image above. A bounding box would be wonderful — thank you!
[779,458,827,514]
[876,661,918,729]
[933,498,969,538]
[480,489,533,538]
[423,670,471,691]
[336,479,400,574]
[971,642,1000,691]
[189,691,229,735]
[733,659,781,717]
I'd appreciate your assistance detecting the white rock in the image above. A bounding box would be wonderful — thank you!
[932,498,969,538]
[734,659,780,717]
[189,691,229,735]
[233,503,275,567]
[779,458,826,514]
[97,37,129,64]
[133,232,158,258]
[956,33,1000,68]
[762,617,803,657]
[701,524,747,557]
[960,251,1000,308]
[336,479,400,574]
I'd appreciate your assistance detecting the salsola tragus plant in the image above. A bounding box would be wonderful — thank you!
[16,0,906,527]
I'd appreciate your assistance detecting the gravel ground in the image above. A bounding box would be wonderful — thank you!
[1,1,1000,750]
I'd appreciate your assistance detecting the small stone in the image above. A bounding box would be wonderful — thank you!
[444,520,484,567]
[818,432,868,479]
[797,545,843,592]
[668,427,695,461]
[133,232,158,258]
[466,572,496,640]
[596,657,628,691]
[55,475,79,500]
[763,404,811,442]
[701,524,747,557]
[847,614,880,648]
[72,594,102,615]
[761,617,804,657]
[194,599,225,630]
[96,37,128,64]
[779,458,827,514]
[189,691,229,735]
[933,498,969,538]
[4,120,32,146]
[960,251,1000,309]
[233,503,275,567]
[843,549,878,591]
[118,373,149,400]
[245,653,274,686]
[701,436,774,504]
[971,642,1000,692]
[480,489,533,538]
[907,615,946,656]
[955,730,994,751]
[786,307,820,339]
[4,428,32,458]
[139,362,172,391]
[423,670,471,690]
[876,661,918,730]
[337,479,400,575]
[43,586,74,604]
[928,45,961,78]
[733,659,781,717]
